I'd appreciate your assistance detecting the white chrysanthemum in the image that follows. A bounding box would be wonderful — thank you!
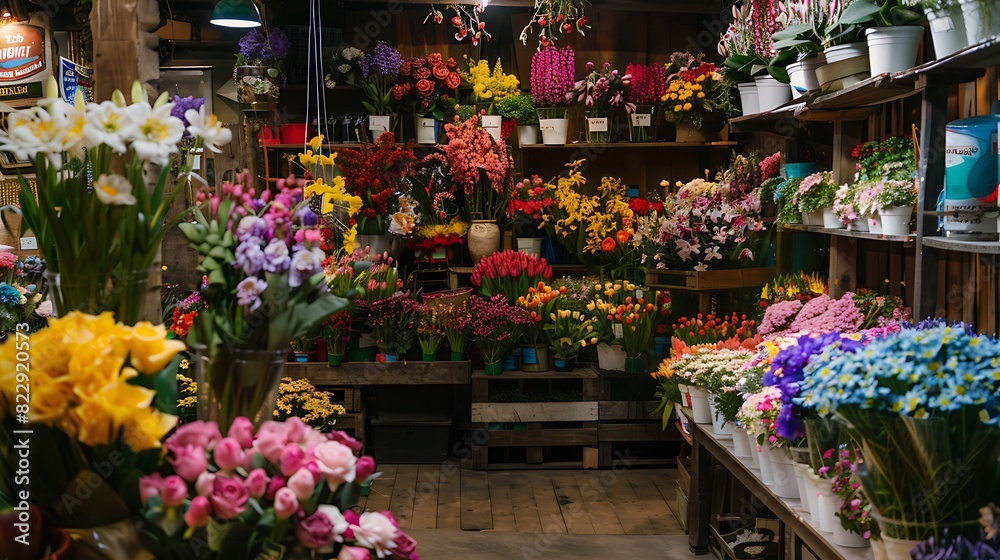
[84,100,136,153]
[94,173,136,206]
[128,101,184,165]
[185,105,232,154]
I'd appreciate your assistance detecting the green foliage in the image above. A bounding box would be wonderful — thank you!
[495,93,539,124]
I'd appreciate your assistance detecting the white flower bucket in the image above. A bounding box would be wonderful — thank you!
[596,343,626,371]
[677,383,691,408]
[788,55,824,98]
[764,446,799,499]
[753,430,774,485]
[539,118,569,145]
[517,124,539,146]
[866,26,924,75]
[824,42,870,64]
[849,216,870,232]
[414,117,439,145]
[814,475,838,533]
[755,74,792,112]
[872,538,889,560]
[802,210,824,227]
[832,521,871,548]
[823,208,846,229]
[869,212,884,234]
[732,425,752,457]
[481,115,502,142]
[960,0,1000,45]
[737,82,759,115]
[742,429,760,468]
[688,385,713,424]
[795,463,819,523]
[708,394,733,437]
[517,237,543,256]
[882,536,922,559]
[368,115,391,142]
[926,6,970,58]
[880,206,914,236]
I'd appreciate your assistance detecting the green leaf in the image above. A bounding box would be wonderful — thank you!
[772,24,813,41]
[178,222,205,243]
[836,0,882,25]
[766,65,791,84]
[362,101,378,114]
[889,6,925,25]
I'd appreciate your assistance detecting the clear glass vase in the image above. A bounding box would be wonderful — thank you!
[193,347,289,429]
[44,267,154,325]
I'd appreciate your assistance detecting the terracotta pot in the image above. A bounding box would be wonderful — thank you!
[468,220,501,265]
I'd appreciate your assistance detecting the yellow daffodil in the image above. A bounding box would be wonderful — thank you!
[299,150,319,167]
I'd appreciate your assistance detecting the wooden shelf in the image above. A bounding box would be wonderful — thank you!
[520,141,737,150]
[286,361,471,385]
[782,224,915,245]
[922,236,1000,255]
[472,367,598,380]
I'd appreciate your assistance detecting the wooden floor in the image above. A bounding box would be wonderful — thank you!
[356,465,685,535]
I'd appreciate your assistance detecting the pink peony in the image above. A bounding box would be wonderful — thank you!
[353,512,399,558]
[139,474,165,506]
[244,468,269,499]
[184,496,212,528]
[280,443,308,477]
[311,441,358,488]
[165,420,221,452]
[296,510,335,549]
[287,467,319,501]
[208,475,250,520]
[195,472,216,497]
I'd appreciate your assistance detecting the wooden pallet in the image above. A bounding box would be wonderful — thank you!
[314,386,363,412]
[645,266,775,290]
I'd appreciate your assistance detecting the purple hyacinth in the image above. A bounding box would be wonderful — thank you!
[235,237,267,276]
[235,216,267,242]
[236,277,267,311]
[238,28,291,63]
[262,238,291,274]
[288,247,325,289]
[360,41,403,80]
[296,206,318,227]
[170,96,205,132]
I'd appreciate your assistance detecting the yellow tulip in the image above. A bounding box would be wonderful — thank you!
[29,375,75,424]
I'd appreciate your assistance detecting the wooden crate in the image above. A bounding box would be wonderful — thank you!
[314,386,362,412]
[645,267,776,291]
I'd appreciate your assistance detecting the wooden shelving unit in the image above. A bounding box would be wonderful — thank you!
[519,141,737,150]
[781,224,915,245]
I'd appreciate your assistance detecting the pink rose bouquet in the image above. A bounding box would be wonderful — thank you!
[140,416,417,559]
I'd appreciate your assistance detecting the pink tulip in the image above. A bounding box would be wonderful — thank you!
[244,468,269,499]
[184,496,212,528]
[162,475,189,508]
[273,487,299,519]
[214,437,245,472]
[228,417,254,449]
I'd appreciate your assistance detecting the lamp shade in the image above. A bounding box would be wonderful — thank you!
[210,0,261,28]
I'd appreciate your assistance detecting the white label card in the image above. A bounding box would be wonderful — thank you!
[929,16,954,33]
[613,323,624,339]
[631,113,652,127]
[588,117,609,132]
[369,115,390,133]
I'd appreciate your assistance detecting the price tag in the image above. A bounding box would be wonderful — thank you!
[631,113,651,127]
[929,16,954,33]
[588,117,609,132]
[369,115,390,133]
[613,324,624,339]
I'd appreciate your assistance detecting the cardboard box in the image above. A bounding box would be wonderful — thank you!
[156,19,192,41]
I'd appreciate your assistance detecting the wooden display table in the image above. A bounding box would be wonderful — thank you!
[682,408,871,560]
[285,360,472,386]
[646,267,775,314]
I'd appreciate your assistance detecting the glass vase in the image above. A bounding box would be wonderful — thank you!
[44,268,154,325]
[193,347,288,429]
[629,104,658,142]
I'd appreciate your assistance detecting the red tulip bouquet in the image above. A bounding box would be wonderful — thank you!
[470,249,553,305]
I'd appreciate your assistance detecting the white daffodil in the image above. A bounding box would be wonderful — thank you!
[84,100,136,154]
[0,100,85,166]
[94,173,137,206]
[128,101,184,165]
[185,105,232,153]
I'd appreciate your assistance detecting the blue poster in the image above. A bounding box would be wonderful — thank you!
[59,56,92,104]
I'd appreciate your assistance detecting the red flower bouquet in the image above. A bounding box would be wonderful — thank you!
[393,53,461,121]
[470,250,553,305]
[402,153,469,254]
[337,133,416,235]
[507,175,554,237]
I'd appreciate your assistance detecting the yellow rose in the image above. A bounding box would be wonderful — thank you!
[683,103,693,111]
[29,374,75,424]
[675,104,683,112]
[122,407,178,452]
[67,344,124,396]
[129,322,186,374]
[68,400,115,447]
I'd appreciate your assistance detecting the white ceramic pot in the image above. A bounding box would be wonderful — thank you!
[823,208,846,229]
[824,42,870,64]
[814,475,838,533]
[849,216,870,232]
[869,212,884,234]
[732,425,752,457]
[787,55,824,98]
[882,536,922,559]
[832,521,871,548]
[538,109,570,145]
[796,464,820,524]
[880,205,914,236]
[960,0,1000,45]
[414,117,439,145]
[737,82,759,115]
[368,115,391,142]
[755,74,792,112]
[872,538,889,560]
[743,429,760,468]
[708,394,733,437]
[516,237,543,256]
[517,124,539,146]
[802,210,824,227]
[596,342,626,371]
[793,464,811,516]
[764,446,799,499]
[754,430,775,485]
[688,385,713,424]
[866,26,924,75]
[926,6,970,58]
[468,220,501,264]
[481,115,502,142]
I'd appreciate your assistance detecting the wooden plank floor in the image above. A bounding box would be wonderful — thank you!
[355,465,684,535]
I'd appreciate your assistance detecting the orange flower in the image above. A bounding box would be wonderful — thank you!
[601,237,616,253]
[616,230,629,244]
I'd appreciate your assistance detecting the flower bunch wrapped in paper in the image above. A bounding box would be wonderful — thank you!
[797,322,1000,541]
[139,416,419,559]
[0,312,183,529]
[399,153,469,254]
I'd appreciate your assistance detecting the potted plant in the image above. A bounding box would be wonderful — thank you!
[323,311,352,366]
[507,175,554,256]
[877,178,917,235]
[337,133,416,256]
[837,0,926,75]
[571,61,632,143]
[515,281,561,372]
[530,46,576,145]
[793,171,839,226]
[352,255,403,362]
[460,58,520,142]
[274,376,347,430]
[744,0,794,111]
[663,52,732,142]
[234,27,290,105]
[852,136,918,234]
[369,293,421,361]
[471,249,554,305]
[772,2,828,98]
[442,300,471,361]
[545,304,598,372]
[324,46,366,88]
[625,63,666,142]
[468,295,531,375]
[394,53,461,144]
[833,183,865,230]
[920,0,970,58]
[496,93,540,146]
[440,114,511,262]
[615,293,660,374]
[960,0,1000,45]
[360,41,404,141]
[400,153,469,261]
[290,336,317,363]
[719,2,763,114]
